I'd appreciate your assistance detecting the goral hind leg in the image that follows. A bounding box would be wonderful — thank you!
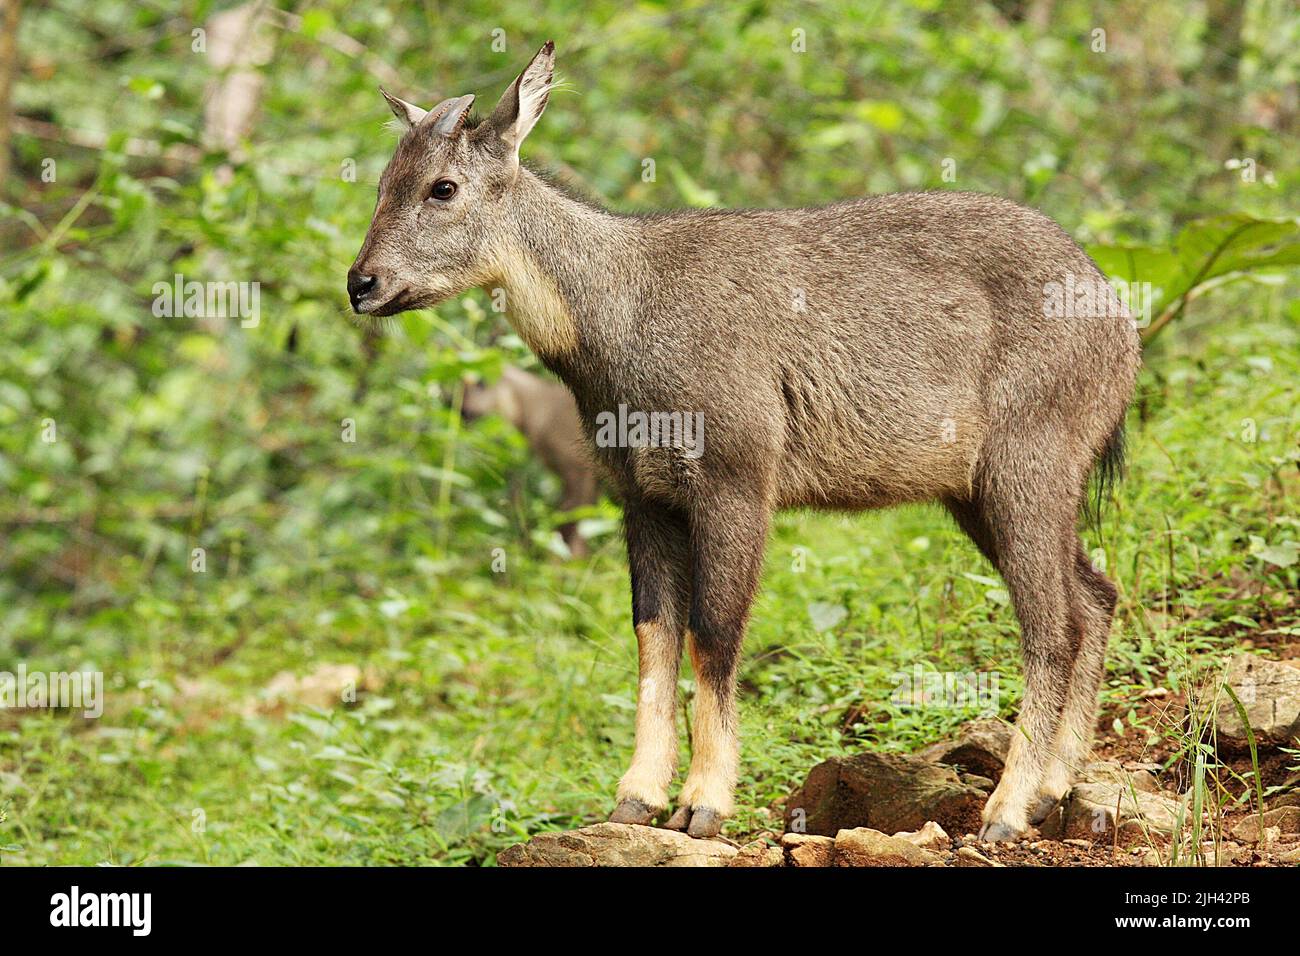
[974,448,1087,841]
[1030,544,1119,823]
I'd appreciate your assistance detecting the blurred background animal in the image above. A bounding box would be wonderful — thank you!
[460,365,599,557]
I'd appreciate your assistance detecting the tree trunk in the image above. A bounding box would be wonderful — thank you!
[1200,0,1245,160]
[0,0,21,192]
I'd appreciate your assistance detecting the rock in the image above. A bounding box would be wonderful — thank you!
[497,823,738,867]
[1123,760,1165,775]
[1215,654,1300,751]
[785,752,987,837]
[956,846,1003,867]
[1273,843,1300,865]
[833,827,940,867]
[1080,760,1161,794]
[960,773,995,792]
[1218,842,1260,865]
[781,833,836,868]
[729,840,783,867]
[1039,782,1185,843]
[1230,806,1300,843]
[247,663,370,715]
[1200,841,1249,866]
[892,820,950,852]
[916,718,1013,780]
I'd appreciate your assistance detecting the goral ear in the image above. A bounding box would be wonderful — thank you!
[379,88,427,129]
[422,94,476,137]
[379,89,475,137]
[483,40,555,159]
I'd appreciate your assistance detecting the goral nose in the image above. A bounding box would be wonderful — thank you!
[347,271,378,312]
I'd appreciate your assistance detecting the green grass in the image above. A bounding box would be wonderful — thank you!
[1,290,1297,867]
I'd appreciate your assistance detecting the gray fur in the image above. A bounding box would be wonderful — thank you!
[350,42,1142,839]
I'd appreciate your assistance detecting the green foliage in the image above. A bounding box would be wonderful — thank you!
[0,0,1296,865]
[1090,214,1300,342]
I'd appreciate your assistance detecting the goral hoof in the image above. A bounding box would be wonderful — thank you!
[662,805,691,831]
[1028,793,1063,826]
[978,820,1023,843]
[662,805,722,838]
[687,808,722,839]
[609,798,657,826]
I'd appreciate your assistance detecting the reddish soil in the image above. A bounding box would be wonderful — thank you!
[758,584,1300,867]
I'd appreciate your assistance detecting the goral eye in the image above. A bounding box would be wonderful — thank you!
[430,179,457,201]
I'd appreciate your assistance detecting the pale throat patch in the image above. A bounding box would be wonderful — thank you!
[483,238,579,357]
[424,274,455,297]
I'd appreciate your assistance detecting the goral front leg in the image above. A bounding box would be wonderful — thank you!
[610,619,682,824]
[609,503,689,826]
[661,490,769,840]
[661,645,736,839]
